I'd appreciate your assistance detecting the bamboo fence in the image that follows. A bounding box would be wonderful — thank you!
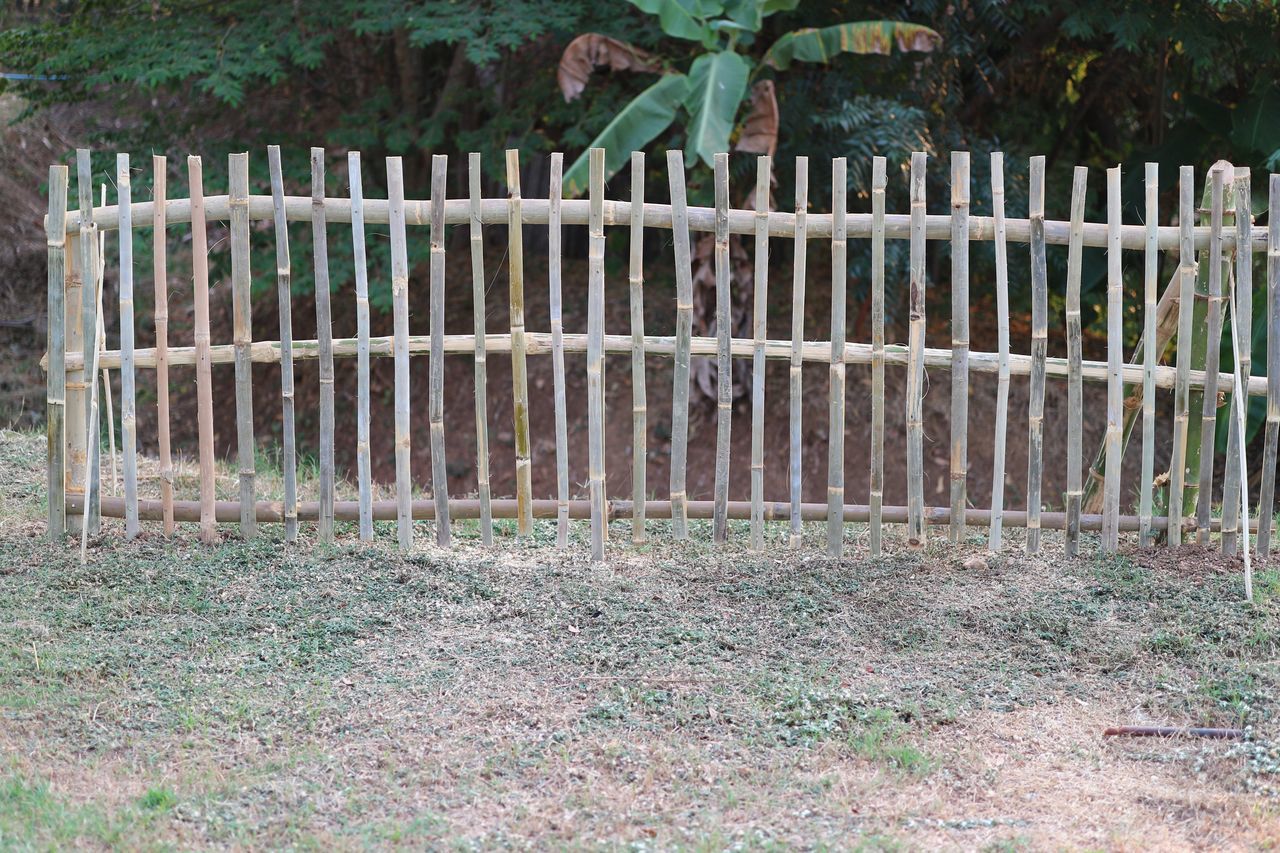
[39,147,1279,596]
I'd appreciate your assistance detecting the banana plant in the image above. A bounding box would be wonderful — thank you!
[558,0,941,196]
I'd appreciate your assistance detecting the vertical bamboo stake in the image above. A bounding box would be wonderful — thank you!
[152,156,174,536]
[869,156,886,555]
[629,152,648,544]
[311,148,336,543]
[228,152,255,540]
[349,151,374,541]
[98,185,115,502]
[712,152,733,545]
[77,149,100,536]
[789,157,809,550]
[65,227,84,537]
[46,165,68,539]
[387,157,413,549]
[189,155,217,543]
[545,154,570,546]
[1196,166,1226,545]
[506,149,534,537]
[1064,166,1087,556]
[1139,163,1158,547]
[750,155,770,551]
[468,154,493,546]
[1103,165,1124,553]
[1226,269,1254,600]
[906,151,927,549]
[1221,167,1252,555]
[267,146,298,542]
[1027,156,1048,555]
[117,154,139,538]
[949,152,970,543]
[587,148,607,560]
[988,153,1011,552]
[428,154,452,546]
[826,157,847,557]
[1259,174,1280,557]
[668,151,694,539]
[1168,167,1195,548]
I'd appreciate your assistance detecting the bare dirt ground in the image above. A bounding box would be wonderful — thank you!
[2,429,1278,850]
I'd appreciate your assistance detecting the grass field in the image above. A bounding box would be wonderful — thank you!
[2,428,1278,850]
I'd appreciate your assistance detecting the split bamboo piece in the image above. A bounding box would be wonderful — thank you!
[229,152,255,540]
[869,156,886,555]
[1226,266,1254,600]
[788,157,809,550]
[1169,167,1196,547]
[826,157,847,556]
[152,156,175,536]
[76,149,100,536]
[713,153,733,545]
[468,153,494,545]
[65,226,85,538]
[117,154,139,539]
[749,155,770,551]
[387,157,414,549]
[189,155,217,543]
[97,196,116,502]
[949,152,970,543]
[989,153,1011,552]
[663,151,694,539]
[547,153,570,546]
[267,146,298,542]
[587,148,607,561]
[46,165,68,539]
[429,154,452,546]
[1064,166,1087,556]
[629,152,648,544]
[1196,166,1226,545]
[311,148,336,543]
[349,152,374,540]
[906,151,927,548]
[1259,174,1280,557]
[1027,156,1048,555]
[1103,165,1123,553]
[506,149,534,537]
[1221,167,1252,555]
[1139,163,1158,547]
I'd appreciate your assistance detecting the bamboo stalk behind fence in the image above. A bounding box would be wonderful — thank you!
[65,227,84,537]
[549,154,570,546]
[826,157,847,556]
[1260,174,1280,556]
[311,149,336,543]
[1139,163,1158,547]
[1221,167,1252,555]
[189,155,217,543]
[506,149,534,537]
[468,153,494,546]
[387,157,413,549]
[629,152,648,544]
[988,153,1010,552]
[267,147,299,541]
[1103,166,1124,552]
[750,155,770,551]
[1027,156,1048,555]
[587,148,607,560]
[949,152,970,543]
[349,152,374,541]
[229,152,255,540]
[1169,167,1195,547]
[1196,166,1226,545]
[46,166,68,539]
[788,157,808,550]
[713,153,733,544]
[869,156,886,555]
[1064,166,1087,556]
[429,154,452,546]
[152,156,175,536]
[906,151,927,548]
[77,149,100,536]
[117,154,139,539]
[98,194,115,503]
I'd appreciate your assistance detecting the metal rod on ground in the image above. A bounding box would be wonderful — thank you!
[826,157,847,557]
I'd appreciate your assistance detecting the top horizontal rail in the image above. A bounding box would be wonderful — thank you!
[57,194,1271,253]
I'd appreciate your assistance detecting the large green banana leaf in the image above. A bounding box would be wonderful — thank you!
[682,50,751,169]
[764,20,941,70]
[628,0,723,46]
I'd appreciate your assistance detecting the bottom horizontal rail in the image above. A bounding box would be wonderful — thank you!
[67,495,1254,535]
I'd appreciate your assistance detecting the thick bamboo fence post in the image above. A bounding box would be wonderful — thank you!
[547,153,569,547]
[1260,174,1280,557]
[1226,269,1254,600]
[349,152,374,541]
[750,155,771,551]
[629,152,648,544]
[189,155,217,543]
[1139,163,1158,547]
[76,149,100,536]
[988,153,1011,552]
[97,185,116,502]
[587,148,607,561]
[387,157,414,549]
[1195,166,1226,545]
[228,152,255,540]
[1221,167,1252,555]
[869,156,887,555]
[65,227,85,537]
[1064,166,1087,556]
[667,151,694,539]
[311,148,336,543]
[713,152,733,545]
[46,165,68,539]
[1169,167,1195,547]
[1102,166,1124,553]
[506,149,534,537]
[826,157,848,557]
[789,157,809,550]
[267,146,298,542]
[906,151,927,548]
[117,154,139,539]
[152,156,175,536]
[949,152,970,543]
[1027,156,1048,555]
[468,153,491,545]
[429,154,452,546]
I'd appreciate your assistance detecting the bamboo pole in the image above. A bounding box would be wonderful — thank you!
[1221,167,1252,555]
[98,185,115,502]
[629,151,648,544]
[189,155,217,543]
[229,152,255,540]
[1196,166,1226,545]
[76,149,100,536]
[468,154,494,546]
[1139,163,1158,547]
[267,146,298,542]
[311,148,336,543]
[506,149,534,537]
[713,152,733,545]
[546,154,570,547]
[46,165,68,540]
[826,157,848,556]
[1259,174,1280,557]
[428,154,452,547]
[1103,166,1124,553]
[988,154,1011,552]
[387,157,414,549]
[789,157,809,550]
[117,154,139,539]
[749,155,771,551]
[1226,266,1254,600]
[870,156,886,556]
[949,152,970,543]
[906,151,927,548]
[152,156,174,536]
[1064,166,1087,556]
[65,227,85,538]
[666,155,695,539]
[1027,156,1048,555]
[349,151,374,541]
[587,147,607,561]
[1169,167,1195,548]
